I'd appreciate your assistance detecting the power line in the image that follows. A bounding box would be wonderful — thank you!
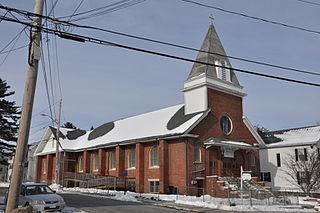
[40,39,55,124]
[67,0,85,21]
[1,4,319,77]
[68,0,146,22]
[180,0,320,35]
[0,44,28,54]
[0,26,26,66]
[297,0,320,6]
[54,31,320,87]
[1,13,319,87]
[58,0,146,22]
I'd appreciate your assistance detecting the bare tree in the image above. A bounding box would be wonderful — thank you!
[283,148,320,195]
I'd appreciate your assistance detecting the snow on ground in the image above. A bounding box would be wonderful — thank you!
[0,183,9,188]
[49,184,320,212]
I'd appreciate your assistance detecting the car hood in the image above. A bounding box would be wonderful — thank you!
[26,194,63,202]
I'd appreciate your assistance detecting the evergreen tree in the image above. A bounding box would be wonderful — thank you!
[0,78,20,165]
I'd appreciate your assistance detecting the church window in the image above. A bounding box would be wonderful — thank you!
[90,152,99,172]
[109,151,116,170]
[128,149,136,169]
[194,147,202,163]
[220,115,232,135]
[149,146,159,168]
[78,155,84,172]
[42,158,47,174]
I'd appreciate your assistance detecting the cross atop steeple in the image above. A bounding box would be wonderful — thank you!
[209,14,214,24]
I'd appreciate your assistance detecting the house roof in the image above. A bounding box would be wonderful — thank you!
[187,24,240,86]
[36,104,209,154]
[260,125,320,148]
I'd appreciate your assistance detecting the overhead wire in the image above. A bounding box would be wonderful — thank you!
[69,0,146,22]
[0,8,319,87]
[1,4,319,77]
[0,44,28,54]
[67,0,85,22]
[0,26,27,66]
[40,38,55,125]
[180,0,320,35]
[57,0,145,22]
[296,0,320,6]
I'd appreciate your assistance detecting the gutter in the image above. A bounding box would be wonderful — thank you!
[36,133,199,155]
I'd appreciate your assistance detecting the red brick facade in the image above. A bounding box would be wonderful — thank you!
[35,87,260,196]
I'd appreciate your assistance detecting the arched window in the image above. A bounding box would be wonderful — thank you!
[128,149,136,169]
[78,155,84,172]
[149,146,159,168]
[220,115,233,135]
[194,147,202,163]
[90,152,99,172]
[42,158,47,174]
[109,151,116,170]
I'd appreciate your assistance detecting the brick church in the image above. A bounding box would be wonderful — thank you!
[34,24,263,196]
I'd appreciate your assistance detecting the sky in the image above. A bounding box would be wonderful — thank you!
[0,0,319,144]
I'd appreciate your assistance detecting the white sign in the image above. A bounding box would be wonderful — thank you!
[223,148,234,158]
[242,173,252,181]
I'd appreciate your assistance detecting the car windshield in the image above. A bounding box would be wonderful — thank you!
[25,185,54,195]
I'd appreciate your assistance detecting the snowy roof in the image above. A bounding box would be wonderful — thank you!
[261,125,320,148]
[36,104,209,154]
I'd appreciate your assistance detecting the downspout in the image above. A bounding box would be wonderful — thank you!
[185,139,189,194]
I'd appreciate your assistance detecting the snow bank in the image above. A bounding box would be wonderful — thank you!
[0,183,9,188]
[51,186,320,212]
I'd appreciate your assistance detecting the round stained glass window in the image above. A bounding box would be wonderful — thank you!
[220,115,232,135]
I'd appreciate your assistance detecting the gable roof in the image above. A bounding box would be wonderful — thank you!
[260,125,320,148]
[36,104,209,154]
[187,24,240,86]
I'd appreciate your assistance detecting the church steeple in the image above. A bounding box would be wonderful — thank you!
[188,24,240,86]
[183,24,245,115]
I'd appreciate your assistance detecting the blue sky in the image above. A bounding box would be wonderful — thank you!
[1,0,319,143]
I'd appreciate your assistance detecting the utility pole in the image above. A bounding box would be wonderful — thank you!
[5,0,44,212]
[55,99,62,184]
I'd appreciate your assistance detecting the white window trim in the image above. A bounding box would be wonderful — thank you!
[128,149,136,169]
[149,146,159,168]
[78,155,84,172]
[194,148,202,163]
[109,151,116,170]
[220,115,233,135]
[148,179,160,193]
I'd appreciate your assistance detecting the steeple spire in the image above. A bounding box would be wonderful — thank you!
[183,24,245,115]
[187,24,240,86]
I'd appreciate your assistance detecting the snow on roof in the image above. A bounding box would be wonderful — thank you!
[40,104,208,152]
[265,125,320,148]
[204,137,257,149]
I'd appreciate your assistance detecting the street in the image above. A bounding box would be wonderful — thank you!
[60,193,188,213]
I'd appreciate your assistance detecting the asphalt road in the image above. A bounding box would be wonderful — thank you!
[60,193,188,213]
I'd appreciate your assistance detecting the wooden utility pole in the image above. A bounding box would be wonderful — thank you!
[5,0,44,212]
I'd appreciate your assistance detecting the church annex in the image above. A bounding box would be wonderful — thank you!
[34,24,264,196]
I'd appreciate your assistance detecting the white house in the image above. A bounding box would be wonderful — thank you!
[259,125,320,191]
